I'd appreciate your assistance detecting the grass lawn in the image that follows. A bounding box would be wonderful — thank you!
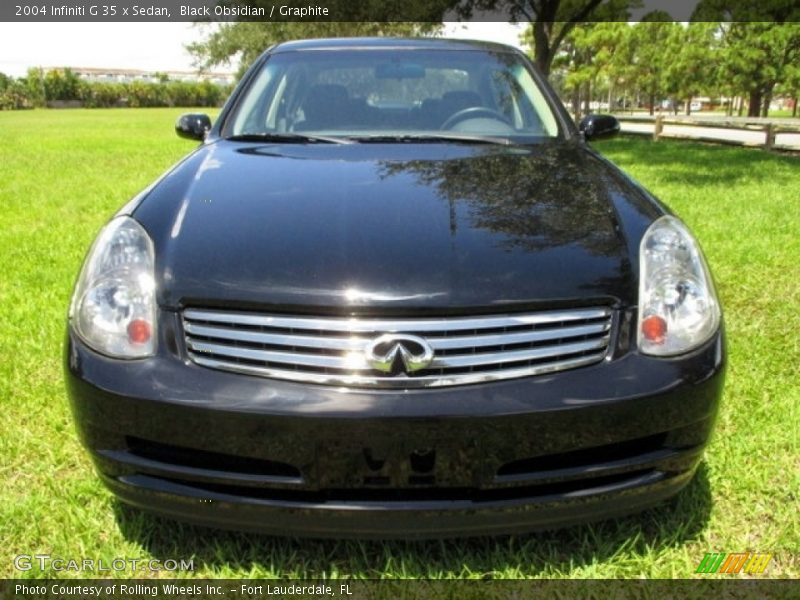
[1,108,798,579]
[766,109,799,119]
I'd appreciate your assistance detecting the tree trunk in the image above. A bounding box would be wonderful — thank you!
[748,89,762,118]
[583,80,591,115]
[793,96,798,118]
[738,96,744,117]
[761,89,772,118]
[572,88,581,121]
[532,21,553,78]
[686,96,692,116]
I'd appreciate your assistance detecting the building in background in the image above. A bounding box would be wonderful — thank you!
[69,67,234,86]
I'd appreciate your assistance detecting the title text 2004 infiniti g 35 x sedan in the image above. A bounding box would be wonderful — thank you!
[66,38,724,538]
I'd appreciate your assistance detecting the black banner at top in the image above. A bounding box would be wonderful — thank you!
[2,0,800,23]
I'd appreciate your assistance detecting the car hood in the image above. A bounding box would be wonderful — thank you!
[134,140,653,312]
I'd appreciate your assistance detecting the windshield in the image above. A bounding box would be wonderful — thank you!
[227,48,561,142]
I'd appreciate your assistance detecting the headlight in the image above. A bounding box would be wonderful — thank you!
[69,216,156,358]
[638,215,720,356]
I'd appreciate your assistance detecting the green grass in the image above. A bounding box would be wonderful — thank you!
[1,109,798,579]
[766,109,799,119]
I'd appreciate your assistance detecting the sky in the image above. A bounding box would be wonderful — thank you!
[0,0,694,79]
[0,23,214,77]
[0,22,526,78]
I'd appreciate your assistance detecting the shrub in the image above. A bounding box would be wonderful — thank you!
[0,69,232,109]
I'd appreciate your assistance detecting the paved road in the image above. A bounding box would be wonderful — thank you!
[618,119,800,151]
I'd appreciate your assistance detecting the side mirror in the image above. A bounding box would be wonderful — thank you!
[578,114,620,141]
[175,113,212,141]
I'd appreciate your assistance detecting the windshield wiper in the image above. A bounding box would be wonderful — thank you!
[345,133,517,146]
[225,132,354,145]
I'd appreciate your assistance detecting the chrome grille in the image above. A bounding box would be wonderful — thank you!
[182,307,614,388]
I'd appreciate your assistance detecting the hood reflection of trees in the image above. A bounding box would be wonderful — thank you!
[378,144,623,256]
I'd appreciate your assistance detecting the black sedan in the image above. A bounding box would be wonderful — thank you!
[66,38,724,538]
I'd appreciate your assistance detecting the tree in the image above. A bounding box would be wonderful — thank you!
[778,59,800,117]
[24,67,46,106]
[189,9,444,75]
[190,22,444,75]
[693,1,800,117]
[715,23,800,117]
[663,23,718,115]
[550,25,594,118]
[514,0,639,77]
[0,73,32,110]
[43,67,82,102]
[627,17,680,115]
[551,22,632,118]
[192,1,641,79]
[692,0,800,23]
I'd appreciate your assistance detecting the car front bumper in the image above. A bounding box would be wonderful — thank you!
[65,317,725,539]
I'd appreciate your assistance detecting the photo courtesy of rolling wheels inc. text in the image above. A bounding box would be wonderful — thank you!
[1,0,798,598]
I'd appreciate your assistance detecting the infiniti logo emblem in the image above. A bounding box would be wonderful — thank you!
[364,334,434,375]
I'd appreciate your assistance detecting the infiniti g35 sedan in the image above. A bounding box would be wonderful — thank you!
[66,38,724,538]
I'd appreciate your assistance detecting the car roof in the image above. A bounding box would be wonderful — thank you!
[270,37,520,54]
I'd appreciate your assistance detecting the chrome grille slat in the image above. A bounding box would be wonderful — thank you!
[433,337,609,368]
[188,340,373,370]
[183,306,614,388]
[184,322,370,352]
[183,307,610,333]
[428,322,610,350]
[189,352,609,389]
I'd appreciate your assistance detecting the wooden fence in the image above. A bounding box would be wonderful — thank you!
[613,115,800,152]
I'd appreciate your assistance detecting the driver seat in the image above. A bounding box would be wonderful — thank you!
[296,84,351,131]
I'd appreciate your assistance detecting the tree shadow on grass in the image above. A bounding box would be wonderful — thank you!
[595,136,800,188]
[112,463,712,577]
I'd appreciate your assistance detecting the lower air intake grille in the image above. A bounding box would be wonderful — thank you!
[182,306,613,388]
